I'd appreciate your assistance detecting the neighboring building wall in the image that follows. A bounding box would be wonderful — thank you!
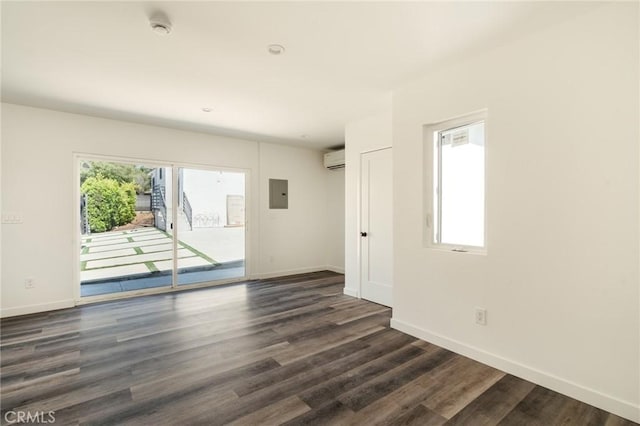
[181,169,245,228]
[390,3,638,421]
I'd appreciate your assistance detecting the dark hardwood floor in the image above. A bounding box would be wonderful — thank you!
[1,271,636,425]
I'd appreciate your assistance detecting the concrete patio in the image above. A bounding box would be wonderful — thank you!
[80,226,245,297]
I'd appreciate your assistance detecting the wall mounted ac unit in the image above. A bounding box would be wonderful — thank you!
[324,149,345,170]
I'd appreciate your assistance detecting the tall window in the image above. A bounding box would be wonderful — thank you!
[429,113,486,251]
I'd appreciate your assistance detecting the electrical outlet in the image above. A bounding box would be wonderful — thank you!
[25,278,35,289]
[475,307,487,326]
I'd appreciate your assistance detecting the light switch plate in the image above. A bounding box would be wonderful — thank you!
[2,213,23,224]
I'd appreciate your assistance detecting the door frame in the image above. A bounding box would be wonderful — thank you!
[73,152,251,305]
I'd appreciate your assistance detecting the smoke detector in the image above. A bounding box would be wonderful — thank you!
[267,44,285,55]
[150,13,172,35]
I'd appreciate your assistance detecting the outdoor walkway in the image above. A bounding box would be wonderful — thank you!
[81,227,245,297]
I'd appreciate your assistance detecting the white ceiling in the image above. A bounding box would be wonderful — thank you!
[1,1,597,149]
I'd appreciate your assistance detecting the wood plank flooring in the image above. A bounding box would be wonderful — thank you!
[1,271,636,425]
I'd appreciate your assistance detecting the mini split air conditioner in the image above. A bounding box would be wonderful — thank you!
[324,149,345,170]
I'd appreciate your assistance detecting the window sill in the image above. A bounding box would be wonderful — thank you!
[428,245,487,256]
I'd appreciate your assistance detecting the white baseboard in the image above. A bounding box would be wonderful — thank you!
[0,299,75,318]
[390,318,640,423]
[343,287,359,298]
[250,266,330,280]
[326,265,345,274]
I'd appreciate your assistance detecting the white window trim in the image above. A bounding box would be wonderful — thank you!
[423,110,488,254]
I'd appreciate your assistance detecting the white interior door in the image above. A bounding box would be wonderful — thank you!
[360,148,393,307]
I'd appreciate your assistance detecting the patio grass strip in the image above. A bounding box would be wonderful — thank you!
[82,248,179,263]
[127,237,134,243]
[80,261,87,271]
[157,229,217,264]
[133,247,143,255]
[144,261,159,272]
[84,255,198,271]
[81,236,168,250]
[81,246,89,255]
[178,241,218,265]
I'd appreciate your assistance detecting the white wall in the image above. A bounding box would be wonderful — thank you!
[0,103,3,309]
[257,142,332,277]
[390,3,639,421]
[344,109,392,297]
[325,168,345,273]
[0,103,343,316]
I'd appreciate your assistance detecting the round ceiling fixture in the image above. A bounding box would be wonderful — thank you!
[150,13,172,35]
[267,44,285,55]
[201,107,212,113]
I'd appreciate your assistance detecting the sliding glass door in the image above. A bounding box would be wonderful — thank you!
[79,158,246,299]
[79,160,173,297]
[176,168,246,286]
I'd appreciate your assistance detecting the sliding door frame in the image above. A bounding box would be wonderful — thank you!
[73,152,251,305]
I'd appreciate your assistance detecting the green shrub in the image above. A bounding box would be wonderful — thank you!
[118,182,136,226]
[81,176,136,233]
